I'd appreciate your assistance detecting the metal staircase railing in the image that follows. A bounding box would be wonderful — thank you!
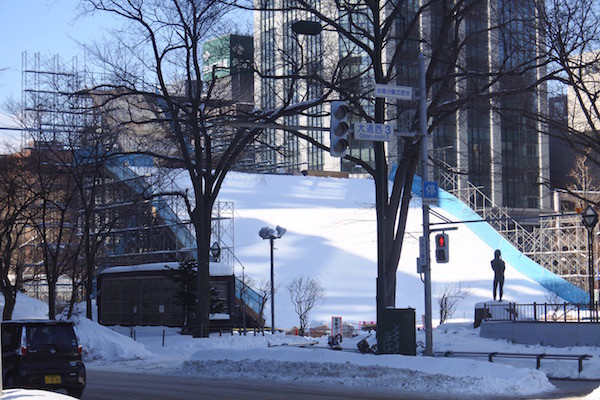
[235,277,265,321]
[438,168,591,294]
[438,169,546,255]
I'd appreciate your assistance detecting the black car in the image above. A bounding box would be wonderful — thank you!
[1,320,86,398]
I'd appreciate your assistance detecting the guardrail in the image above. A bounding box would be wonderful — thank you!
[436,351,592,373]
[483,302,600,323]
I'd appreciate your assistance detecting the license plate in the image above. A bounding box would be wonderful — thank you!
[44,375,62,384]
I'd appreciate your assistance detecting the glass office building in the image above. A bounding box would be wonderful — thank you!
[254,0,550,210]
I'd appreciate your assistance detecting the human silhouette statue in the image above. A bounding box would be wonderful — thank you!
[491,249,505,301]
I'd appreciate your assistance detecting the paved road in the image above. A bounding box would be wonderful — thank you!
[79,370,600,400]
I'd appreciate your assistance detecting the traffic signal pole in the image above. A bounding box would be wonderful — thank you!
[418,53,434,357]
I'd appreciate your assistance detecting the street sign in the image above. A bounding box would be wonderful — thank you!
[331,316,342,340]
[374,83,413,101]
[417,257,427,273]
[354,122,393,142]
[422,181,439,206]
[419,236,426,260]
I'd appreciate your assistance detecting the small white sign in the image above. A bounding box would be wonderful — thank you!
[354,122,393,142]
[331,316,342,339]
[159,305,165,314]
[375,83,413,100]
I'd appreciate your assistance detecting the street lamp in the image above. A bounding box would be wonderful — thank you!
[209,241,221,262]
[582,205,598,318]
[259,225,286,334]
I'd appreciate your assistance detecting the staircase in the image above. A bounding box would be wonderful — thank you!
[438,169,591,294]
[235,277,266,327]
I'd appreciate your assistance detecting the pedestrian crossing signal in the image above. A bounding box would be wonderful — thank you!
[435,233,449,263]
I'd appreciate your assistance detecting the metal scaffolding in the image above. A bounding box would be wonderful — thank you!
[439,168,593,295]
[19,53,236,306]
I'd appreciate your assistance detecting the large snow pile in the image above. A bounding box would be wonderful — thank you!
[0,292,48,320]
[72,316,152,362]
[211,172,550,328]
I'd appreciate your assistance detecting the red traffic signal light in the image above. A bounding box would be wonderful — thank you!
[435,233,449,263]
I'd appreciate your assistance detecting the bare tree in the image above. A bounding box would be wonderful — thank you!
[286,276,325,336]
[437,283,471,325]
[540,0,600,202]
[567,154,600,208]
[242,276,273,328]
[27,141,83,319]
[250,0,552,308]
[0,155,36,320]
[80,0,327,336]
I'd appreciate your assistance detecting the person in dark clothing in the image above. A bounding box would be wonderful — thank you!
[491,249,505,301]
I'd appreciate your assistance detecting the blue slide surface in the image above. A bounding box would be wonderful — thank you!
[408,174,588,304]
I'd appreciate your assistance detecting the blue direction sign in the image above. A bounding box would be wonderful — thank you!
[422,181,439,205]
[354,122,393,142]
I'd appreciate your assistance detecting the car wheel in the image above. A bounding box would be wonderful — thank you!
[67,388,84,399]
[4,372,17,388]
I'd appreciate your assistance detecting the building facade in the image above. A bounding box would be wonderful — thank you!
[253,0,551,211]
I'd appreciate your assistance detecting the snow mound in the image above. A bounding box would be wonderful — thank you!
[1,389,75,399]
[72,316,152,362]
[179,358,552,397]
[0,293,48,319]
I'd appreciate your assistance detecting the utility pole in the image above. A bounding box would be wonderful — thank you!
[418,53,433,356]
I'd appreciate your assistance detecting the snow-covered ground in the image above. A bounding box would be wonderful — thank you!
[3,172,600,399]
[170,171,553,328]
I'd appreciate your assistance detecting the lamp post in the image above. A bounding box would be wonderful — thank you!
[209,241,221,262]
[259,225,286,334]
[582,206,598,318]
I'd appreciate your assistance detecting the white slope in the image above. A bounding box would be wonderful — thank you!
[215,172,548,329]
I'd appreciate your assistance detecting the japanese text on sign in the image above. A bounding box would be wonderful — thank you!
[374,83,413,100]
[354,122,393,142]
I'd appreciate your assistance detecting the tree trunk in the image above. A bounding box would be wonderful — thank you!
[192,204,212,338]
[1,287,16,321]
[384,152,419,306]
[48,280,57,319]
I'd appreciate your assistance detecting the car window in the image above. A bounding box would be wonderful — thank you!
[2,325,20,350]
[27,325,77,348]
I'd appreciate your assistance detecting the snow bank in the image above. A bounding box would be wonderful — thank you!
[72,316,152,362]
[1,389,75,399]
[0,292,49,319]
[179,333,554,397]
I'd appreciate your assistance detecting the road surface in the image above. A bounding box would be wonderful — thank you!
[79,369,600,400]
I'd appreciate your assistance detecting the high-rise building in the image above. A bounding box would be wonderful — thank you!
[254,0,551,211]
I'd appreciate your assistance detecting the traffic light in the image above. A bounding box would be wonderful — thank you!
[435,233,449,263]
[329,101,349,157]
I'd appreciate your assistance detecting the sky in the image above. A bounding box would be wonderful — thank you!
[0,0,119,149]
[0,1,112,105]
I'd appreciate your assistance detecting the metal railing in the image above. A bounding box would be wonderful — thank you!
[235,277,264,317]
[484,302,600,323]
[438,166,591,293]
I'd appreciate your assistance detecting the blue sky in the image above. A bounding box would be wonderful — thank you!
[0,1,118,104]
[0,1,251,133]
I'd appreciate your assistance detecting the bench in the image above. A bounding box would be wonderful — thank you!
[435,351,592,373]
